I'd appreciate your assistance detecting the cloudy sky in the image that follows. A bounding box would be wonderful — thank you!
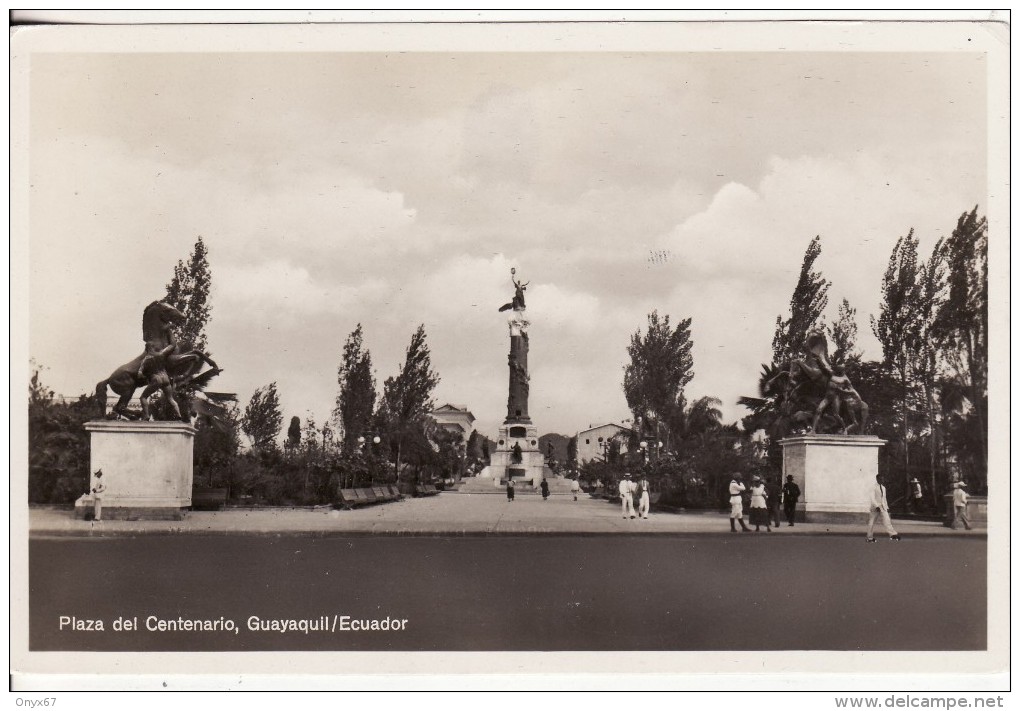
[27,45,987,438]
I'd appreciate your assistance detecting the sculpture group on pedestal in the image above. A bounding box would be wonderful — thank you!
[766,329,869,437]
[95,300,221,421]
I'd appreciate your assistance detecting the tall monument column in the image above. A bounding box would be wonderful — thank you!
[507,314,531,423]
[489,269,545,487]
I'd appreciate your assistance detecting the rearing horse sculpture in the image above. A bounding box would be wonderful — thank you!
[96,301,220,421]
[763,329,868,435]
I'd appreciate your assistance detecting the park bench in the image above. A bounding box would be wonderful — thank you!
[372,486,398,502]
[415,484,441,497]
[337,485,404,510]
[355,488,378,504]
[338,488,371,510]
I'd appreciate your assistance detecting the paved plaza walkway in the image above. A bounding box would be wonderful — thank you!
[28,492,983,538]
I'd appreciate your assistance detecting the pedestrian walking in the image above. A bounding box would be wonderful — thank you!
[506,477,515,502]
[619,473,637,519]
[728,474,750,532]
[782,475,801,527]
[540,477,550,500]
[765,475,782,528]
[951,481,973,530]
[570,478,581,501]
[91,469,106,522]
[866,474,901,542]
[637,476,651,519]
[749,475,771,532]
[909,477,924,514]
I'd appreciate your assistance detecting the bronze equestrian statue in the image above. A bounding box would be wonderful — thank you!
[96,300,221,421]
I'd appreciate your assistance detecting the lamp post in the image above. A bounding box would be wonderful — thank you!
[354,434,381,487]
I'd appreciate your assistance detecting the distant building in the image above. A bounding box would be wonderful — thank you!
[576,423,632,464]
[430,403,476,442]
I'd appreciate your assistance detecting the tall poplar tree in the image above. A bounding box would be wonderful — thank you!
[332,324,377,451]
[912,240,948,503]
[934,207,988,488]
[772,235,830,364]
[871,230,921,501]
[378,325,440,483]
[164,236,212,351]
[829,298,861,367]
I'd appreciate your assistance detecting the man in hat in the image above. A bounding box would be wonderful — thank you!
[729,474,750,532]
[909,477,924,514]
[619,473,637,519]
[782,475,801,527]
[866,474,900,542]
[951,481,973,530]
[91,469,106,522]
[637,475,651,519]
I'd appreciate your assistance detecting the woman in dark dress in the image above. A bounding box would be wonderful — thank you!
[540,478,550,500]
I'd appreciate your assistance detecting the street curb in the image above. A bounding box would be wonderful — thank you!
[28,527,987,540]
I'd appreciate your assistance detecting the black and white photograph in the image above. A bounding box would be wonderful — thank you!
[10,12,1009,696]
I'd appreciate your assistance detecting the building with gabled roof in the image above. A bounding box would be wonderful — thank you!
[575,422,632,464]
[430,403,476,442]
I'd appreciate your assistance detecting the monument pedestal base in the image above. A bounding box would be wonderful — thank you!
[780,434,886,524]
[74,421,196,521]
[487,422,548,487]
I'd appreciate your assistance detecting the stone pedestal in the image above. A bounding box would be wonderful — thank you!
[74,421,196,520]
[488,423,547,487]
[780,434,886,523]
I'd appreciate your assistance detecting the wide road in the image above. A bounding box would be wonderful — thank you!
[29,534,985,652]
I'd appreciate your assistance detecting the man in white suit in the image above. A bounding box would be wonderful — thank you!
[866,474,901,542]
[619,473,637,519]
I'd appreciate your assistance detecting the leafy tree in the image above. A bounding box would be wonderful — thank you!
[28,365,94,504]
[871,230,922,503]
[679,396,724,440]
[193,396,241,488]
[566,435,578,471]
[741,237,831,442]
[623,310,694,451]
[911,240,949,504]
[377,325,440,485]
[466,430,483,462]
[332,324,377,451]
[772,235,831,364]
[829,298,861,367]
[933,207,988,489]
[164,236,212,352]
[286,416,302,450]
[241,382,283,452]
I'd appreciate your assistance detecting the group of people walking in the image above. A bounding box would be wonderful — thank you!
[728,473,800,533]
[618,473,651,519]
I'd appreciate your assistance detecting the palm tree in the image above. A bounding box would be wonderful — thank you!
[681,396,724,439]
